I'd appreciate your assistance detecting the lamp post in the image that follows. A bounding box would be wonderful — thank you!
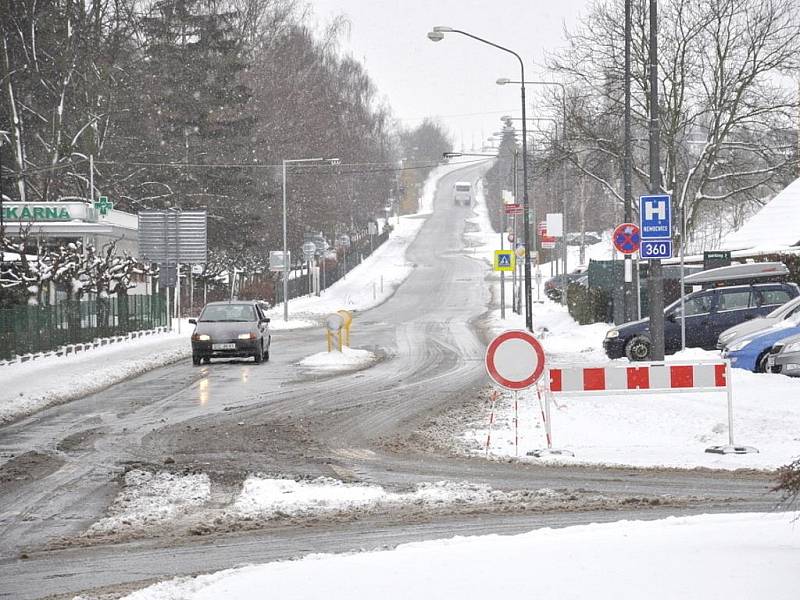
[429,26,534,331]
[282,157,339,321]
[500,105,569,305]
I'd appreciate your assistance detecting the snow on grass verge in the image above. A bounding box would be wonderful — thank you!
[119,511,800,600]
[298,347,376,371]
[84,469,210,536]
[0,326,191,425]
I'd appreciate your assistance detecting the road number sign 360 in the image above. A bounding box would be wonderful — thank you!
[485,330,546,390]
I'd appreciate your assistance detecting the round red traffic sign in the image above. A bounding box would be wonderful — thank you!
[612,222,641,254]
[485,330,546,390]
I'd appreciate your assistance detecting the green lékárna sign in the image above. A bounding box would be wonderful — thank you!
[2,205,71,221]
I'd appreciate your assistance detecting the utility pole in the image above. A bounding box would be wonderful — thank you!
[623,0,635,322]
[648,0,665,360]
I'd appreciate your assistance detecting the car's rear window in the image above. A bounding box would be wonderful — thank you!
[200,304,256,322]
[760,289,792,306]
[455,184,471,191]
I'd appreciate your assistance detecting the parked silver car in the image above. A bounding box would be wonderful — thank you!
[766,332,800,376]
[717,295,800,350]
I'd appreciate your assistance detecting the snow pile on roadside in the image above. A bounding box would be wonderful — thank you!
[298,347,376,371]
[85,469,211,536]
[0,327,191,425]
[232,477,558,519]
[118,512,800,600]
[265,214,426,323]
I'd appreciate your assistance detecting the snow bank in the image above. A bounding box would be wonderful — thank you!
[119,511,800,600]
[298,347,376,371]
[0,327,191,424]
[232,477,570,519]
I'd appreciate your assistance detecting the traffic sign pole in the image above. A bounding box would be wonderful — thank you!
[646,0,664,361]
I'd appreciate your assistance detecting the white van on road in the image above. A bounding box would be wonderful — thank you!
[453,181,472,206]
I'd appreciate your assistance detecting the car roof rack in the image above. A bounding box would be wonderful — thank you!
[683,261,789,287]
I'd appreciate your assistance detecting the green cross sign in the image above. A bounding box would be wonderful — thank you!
[95,196,113,216]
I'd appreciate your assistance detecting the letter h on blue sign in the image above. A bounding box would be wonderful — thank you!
[639,195,672,240]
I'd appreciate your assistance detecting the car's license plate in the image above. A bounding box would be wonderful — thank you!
[212,343,236,350]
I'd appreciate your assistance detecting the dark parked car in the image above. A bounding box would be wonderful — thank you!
[190,301,271,365]
[544,270,588,302]
[603,282,800,361]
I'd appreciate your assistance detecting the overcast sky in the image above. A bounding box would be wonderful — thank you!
[308,0,593,152]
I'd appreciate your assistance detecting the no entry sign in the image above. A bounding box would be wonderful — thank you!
[485,330,546,390]
[612,222,641,254]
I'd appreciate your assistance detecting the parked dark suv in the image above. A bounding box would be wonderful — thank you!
[603,282,800,361]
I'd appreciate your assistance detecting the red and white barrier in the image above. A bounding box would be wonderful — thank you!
[549,360,727,394]
[540,359,757,455]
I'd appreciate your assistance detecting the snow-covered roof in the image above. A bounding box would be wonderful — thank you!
[721,177,800,252]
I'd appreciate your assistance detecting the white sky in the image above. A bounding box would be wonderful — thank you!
[307,0,593,152]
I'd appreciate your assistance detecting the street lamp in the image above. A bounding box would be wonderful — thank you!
[281,157,339,322]
[428,26,534,331]
[498,80,569,304]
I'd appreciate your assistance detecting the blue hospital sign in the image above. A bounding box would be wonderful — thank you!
[639,194,672,240]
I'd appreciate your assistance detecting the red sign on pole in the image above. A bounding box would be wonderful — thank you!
[485,330,546,390]
[504,203,523,215]
[538,221,556,249]
[612,222,641,255]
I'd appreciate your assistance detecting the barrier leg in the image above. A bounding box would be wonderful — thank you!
[514,391,519,457]
[705,360,758,455]
[527,382,574,458]
[485,390,500,458]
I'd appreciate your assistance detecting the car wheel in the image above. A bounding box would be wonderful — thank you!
[625,336,652,361]
[192,354,201,366]
[254,342,264,364]
[756,351,770,373]
[203,357,211,365]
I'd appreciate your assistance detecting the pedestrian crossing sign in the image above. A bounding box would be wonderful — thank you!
[494,250,515,272]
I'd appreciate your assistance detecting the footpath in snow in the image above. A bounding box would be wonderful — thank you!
[461,177,800,472]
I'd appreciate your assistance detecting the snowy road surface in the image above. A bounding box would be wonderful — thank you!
[0,161,792,599]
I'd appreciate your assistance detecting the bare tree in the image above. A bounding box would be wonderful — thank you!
[548,0,800,246]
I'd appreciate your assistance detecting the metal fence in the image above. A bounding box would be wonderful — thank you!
[275,229,390,305]
[0,294,168,360]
